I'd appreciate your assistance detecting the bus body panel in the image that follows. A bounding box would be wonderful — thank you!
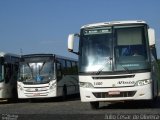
[79,72,154,102]
[0,83,11,98]
[0,52,19,100]
[57,75,79,97]
[79,72,151,88]
[80,84,152,102]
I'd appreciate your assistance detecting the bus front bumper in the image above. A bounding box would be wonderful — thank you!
[80,84,153,102]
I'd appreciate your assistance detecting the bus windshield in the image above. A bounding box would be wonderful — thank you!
[19,61,54,84]
[114,26,150,71]
[79,27,113,72]
[79,25,150,73]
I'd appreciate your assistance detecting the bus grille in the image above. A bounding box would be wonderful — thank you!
[93,91,136,98]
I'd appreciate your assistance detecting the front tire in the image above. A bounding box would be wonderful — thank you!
[90,102,99,109]
[152,80,159,101]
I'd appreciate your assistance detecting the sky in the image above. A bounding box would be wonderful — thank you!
[0,0,160,59]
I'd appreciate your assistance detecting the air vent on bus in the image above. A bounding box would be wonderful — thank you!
[93,91,136,98]
[92,75,135,79]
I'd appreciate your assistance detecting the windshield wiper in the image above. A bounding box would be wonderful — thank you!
[94,57,112,75]
[26,63,34,78]
[93,57,133,75]
[39,62,45,74]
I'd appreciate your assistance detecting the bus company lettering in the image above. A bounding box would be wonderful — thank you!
[118,81,135,85]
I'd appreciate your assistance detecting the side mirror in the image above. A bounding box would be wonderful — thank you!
[68,34,75,52]
[148,28,158,60]
[68,34,79,55]
[148,28,155,46]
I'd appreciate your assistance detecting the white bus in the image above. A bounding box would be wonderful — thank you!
[68,20,160,109]
[17,54,79,100]
[0,52,19,101]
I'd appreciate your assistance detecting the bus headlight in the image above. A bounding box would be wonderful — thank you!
[49,82,56,90]
[135,79,151,86]
[79,82,94,88]
[18,84,23,91]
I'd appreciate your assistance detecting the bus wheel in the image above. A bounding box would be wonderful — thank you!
[90,102,99,109]
[62,85,67,100]
[153,81,158,101]
[12,88,18,103]
[7,98,12,103]
[152,84,159,105]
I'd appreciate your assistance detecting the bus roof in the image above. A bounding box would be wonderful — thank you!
[21,54,77,62]
[0,51,20,58]
[81,20,147,29]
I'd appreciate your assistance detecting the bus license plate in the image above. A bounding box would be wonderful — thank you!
[33,93,40,96]
[108,91,120,95]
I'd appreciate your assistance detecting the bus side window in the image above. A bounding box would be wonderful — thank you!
[66,61,72,74]
[71,61,78,74]
[0,66,2,81]
[57,59,66,76]
[56,61,62,81]
[13,64,19,82]
[4,64,12,84]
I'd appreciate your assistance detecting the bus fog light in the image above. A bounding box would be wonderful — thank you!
[79,82,94,88]
[135,79,151,86]
[139,93,145,96]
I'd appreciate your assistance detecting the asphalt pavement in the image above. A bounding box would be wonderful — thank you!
[0,95,160,120]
